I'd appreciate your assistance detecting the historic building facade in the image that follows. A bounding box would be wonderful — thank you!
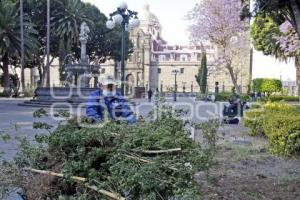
[101,3,252,94]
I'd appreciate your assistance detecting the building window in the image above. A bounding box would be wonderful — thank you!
[158,68,161,74]
[180,68,184,74]
[101,68,106,74]
[159,55,165,61]
[197,53,201,61]
[166,55,170,61]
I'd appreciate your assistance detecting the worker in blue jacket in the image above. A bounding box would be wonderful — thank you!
[86,75,136,124]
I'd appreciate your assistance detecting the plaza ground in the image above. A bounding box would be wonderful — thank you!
[201,124,300,200]
[1,98,300,200]
[0,97,225,160]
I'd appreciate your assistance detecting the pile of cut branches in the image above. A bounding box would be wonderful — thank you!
[1,106,218,200]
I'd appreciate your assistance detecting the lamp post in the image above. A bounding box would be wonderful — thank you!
[20,0,25,93]
[106,2,140,95]
[172,69,180,101]
[46,0,50,87]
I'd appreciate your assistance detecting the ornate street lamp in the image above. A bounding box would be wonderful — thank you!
[106,2,140,95]
[172,69,180,101]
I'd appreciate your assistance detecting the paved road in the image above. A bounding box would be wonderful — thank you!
[0,97,228,160]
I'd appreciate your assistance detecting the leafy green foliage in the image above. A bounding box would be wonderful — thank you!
[0,132,11,143]
[0,0,39,92]
[252,78,264,92]
[268,95,299,102]
[0,160,22,199]
[53,110,71,118]
[251,0,300,39]
[33,122,53,132]
[261,79,282,96]
[196,52,208,94]
[1,105,218,199]
[33,108,48,118]
[251,14,286,59]
[244,102,300,156]
[6,0,133,84]
[216,92,249,102]
[263,104,300,156]
[244,109,264,136]
[0,74,19,90]
[252,78,282,96]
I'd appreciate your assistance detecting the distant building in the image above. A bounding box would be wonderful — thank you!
[282,80,298,96]
[101,3,252,94]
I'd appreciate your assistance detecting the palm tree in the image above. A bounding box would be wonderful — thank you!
[0,0,39,94]
[52,0,94,81]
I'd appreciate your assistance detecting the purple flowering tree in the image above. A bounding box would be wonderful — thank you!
[275,21,300,57]
[188,0,250,94]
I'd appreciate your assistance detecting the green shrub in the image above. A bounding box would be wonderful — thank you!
[261,79,282,96]
[244,102,300,156]
[268,95,299,102]
[263,112,300,156]
[251,103,262,109]
[244,109,264,136]
[241,94,250,102]
[216,92,232,101]
[216,92,249,102]
[252,78,264,92]
[264,102,295,113]
[0,105,218,199]
[0,92,10,97]
[252,78,282,96]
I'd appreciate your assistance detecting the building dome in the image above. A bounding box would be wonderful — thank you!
[140,2,160,25]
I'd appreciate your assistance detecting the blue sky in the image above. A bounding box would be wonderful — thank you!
[84,0,296,81]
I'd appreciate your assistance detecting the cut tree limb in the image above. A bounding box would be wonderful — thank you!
[26,168,86,182]
[124,154,178,171]
[131,148,182,154]
[25,168,125,200]
[125,154,151,164]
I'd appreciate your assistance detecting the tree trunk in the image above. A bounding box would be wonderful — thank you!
[291,0,300,39]
[37,65,43,87]
[41,56,55,87]
[296,55,300,99]
[41,60,47,87]
[227,64,241,95]
[114,61,118,80]
[2,55,10,94]
[20,0,25,93]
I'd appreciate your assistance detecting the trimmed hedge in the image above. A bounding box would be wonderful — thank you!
[268,95,299,102]
[252,78,282,95]
[264,112,300,156]
[216,92,250,102]
[264,102,295,113]
[244,109,264,136]
[244,102,300,156]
